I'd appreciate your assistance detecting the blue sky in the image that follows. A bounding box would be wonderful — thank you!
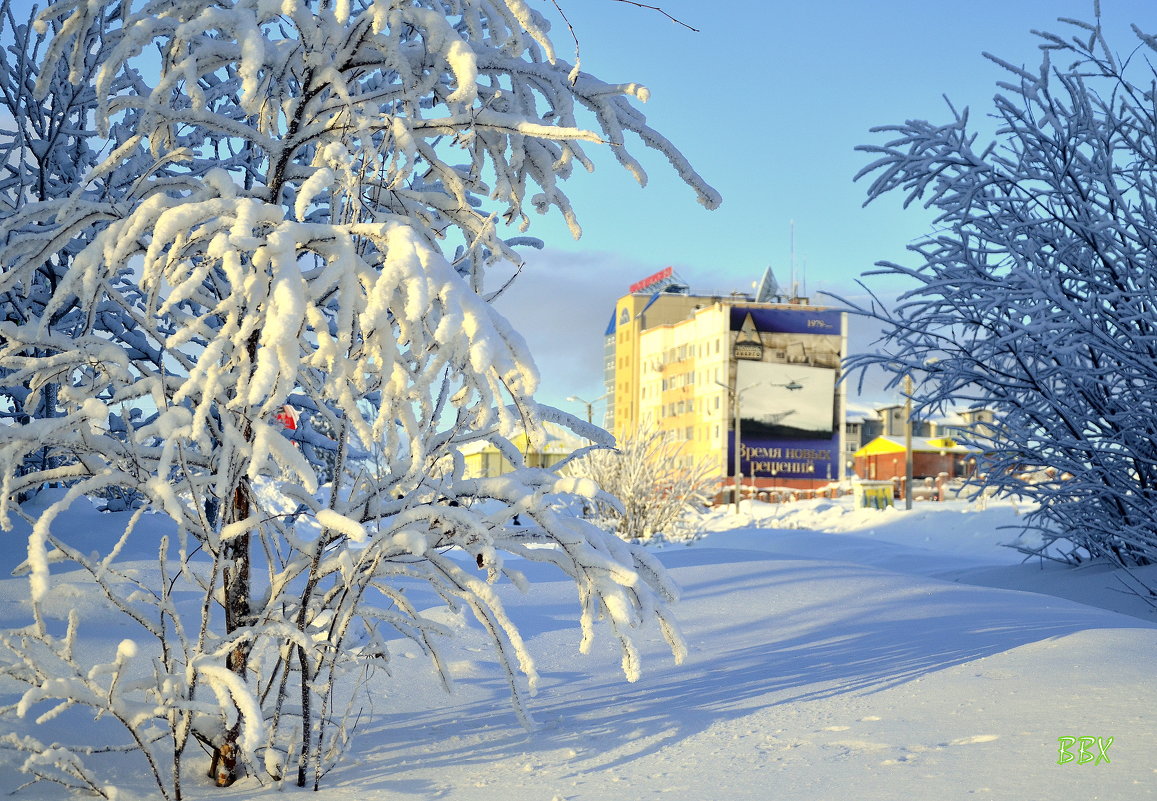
[491,0,1154,419]
[6,0,1148,420]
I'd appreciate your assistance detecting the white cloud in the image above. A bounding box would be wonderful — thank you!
[488,248,651,417]
[490,251,903,420]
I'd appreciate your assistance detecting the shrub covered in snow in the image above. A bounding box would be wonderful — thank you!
[567,425,716,544]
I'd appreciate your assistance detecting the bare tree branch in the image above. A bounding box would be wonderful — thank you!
[609,0,700,32]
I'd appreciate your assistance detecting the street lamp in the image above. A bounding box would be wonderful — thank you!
[715,380,765,514]
[566,393,608,425]
[903,374,914,511]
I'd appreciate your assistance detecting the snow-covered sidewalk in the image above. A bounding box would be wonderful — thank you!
[3,498,1155,800]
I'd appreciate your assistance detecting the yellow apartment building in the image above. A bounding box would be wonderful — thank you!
[606,267,847,495]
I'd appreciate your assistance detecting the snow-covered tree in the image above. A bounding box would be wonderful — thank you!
[567,424,715,543]
[848,13,1157,567]
[0,0,717,796]
[0,0,151,492]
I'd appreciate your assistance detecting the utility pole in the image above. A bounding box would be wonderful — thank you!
[716,380,763,514]
[733,387,742,513]
[904,374,914,511]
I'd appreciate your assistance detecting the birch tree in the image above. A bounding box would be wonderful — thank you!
[0,0,152,493]
[0,0,718,796]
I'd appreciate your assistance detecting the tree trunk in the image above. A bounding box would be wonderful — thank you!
[212,479,252,786]
[209,329,262,786]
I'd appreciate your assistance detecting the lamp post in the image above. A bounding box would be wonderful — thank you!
[566,393,608,425]
[729,383,742,513]
[904,374,914,511]
[716,380,765,514]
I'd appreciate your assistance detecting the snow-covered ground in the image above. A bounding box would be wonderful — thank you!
[3,495,1155,800]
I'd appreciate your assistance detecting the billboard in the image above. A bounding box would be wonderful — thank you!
[728,306,842,338]
[726,307,843,482]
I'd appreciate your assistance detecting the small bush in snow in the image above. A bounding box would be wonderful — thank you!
[567,425,716,544]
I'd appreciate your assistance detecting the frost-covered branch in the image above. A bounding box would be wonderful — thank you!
[566,424,716,543]
[0,0,714,795]
[850,12,1157,567]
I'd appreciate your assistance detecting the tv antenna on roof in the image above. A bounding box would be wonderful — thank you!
[790,220,796,299]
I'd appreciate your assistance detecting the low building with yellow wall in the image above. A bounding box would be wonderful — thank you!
[461,423,584,479]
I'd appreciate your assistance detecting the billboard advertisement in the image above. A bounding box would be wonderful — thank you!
[728,306,842,338]
[725,307,843,482]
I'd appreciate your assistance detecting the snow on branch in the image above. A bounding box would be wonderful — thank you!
[850,13,1157,569]
[0,0,712,794]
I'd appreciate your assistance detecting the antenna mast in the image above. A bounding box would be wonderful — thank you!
[789,220,797,299]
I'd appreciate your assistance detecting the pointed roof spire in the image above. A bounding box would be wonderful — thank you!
[755,265,779,302]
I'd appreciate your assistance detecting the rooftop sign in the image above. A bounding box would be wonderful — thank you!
[629,266,674,294]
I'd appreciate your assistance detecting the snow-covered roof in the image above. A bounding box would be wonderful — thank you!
[844,401,879,422]
[459,422,586,456]
[854,435,979,457]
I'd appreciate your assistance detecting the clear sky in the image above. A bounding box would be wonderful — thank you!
[489,0,1154,420]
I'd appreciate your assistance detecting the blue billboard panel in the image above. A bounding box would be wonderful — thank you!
[729,306,842,336]
[727,433,840,482]
[727,360,840,481]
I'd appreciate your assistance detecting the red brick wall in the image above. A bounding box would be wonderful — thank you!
[854,452,968,481]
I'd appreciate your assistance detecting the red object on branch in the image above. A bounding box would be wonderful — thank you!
[275,405,298,430]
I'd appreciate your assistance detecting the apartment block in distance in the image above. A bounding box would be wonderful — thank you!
[605,267,847,496]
